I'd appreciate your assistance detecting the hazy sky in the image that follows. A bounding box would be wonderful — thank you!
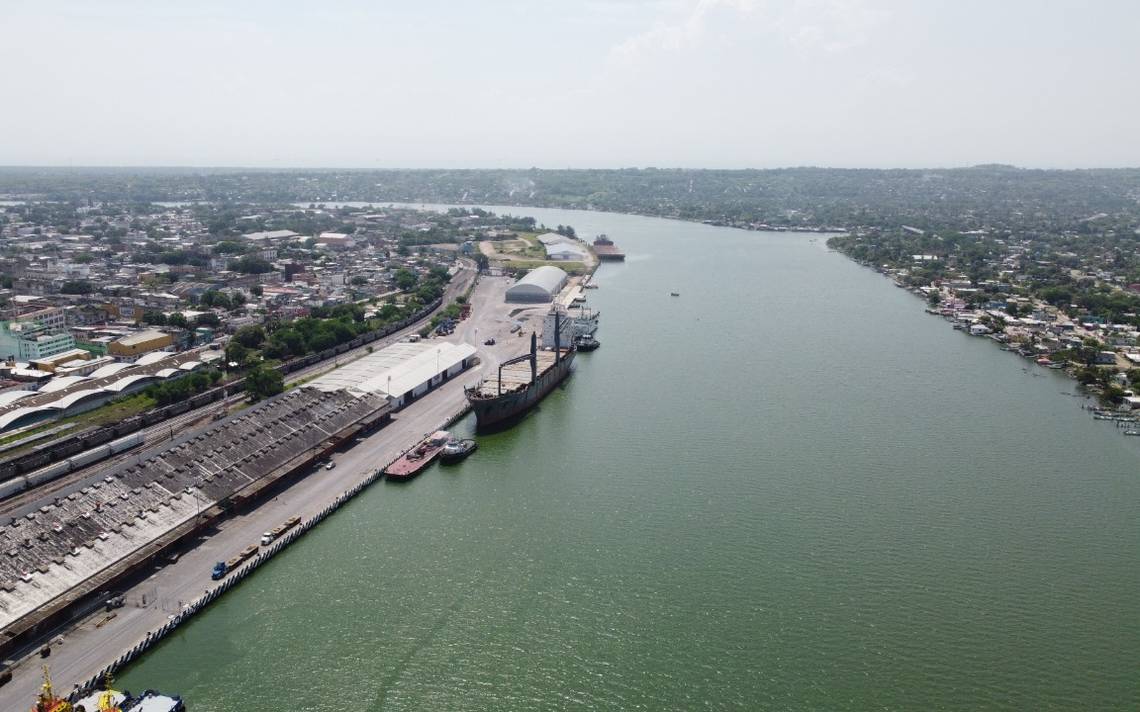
[3,0,1138,169]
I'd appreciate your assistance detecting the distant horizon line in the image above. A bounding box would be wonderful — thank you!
[0,164,1138,172]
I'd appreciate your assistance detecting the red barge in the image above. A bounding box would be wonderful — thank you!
[384,431,451,481]
[592,234,625,261]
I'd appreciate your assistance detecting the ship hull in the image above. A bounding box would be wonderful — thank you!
[467,352,575,431]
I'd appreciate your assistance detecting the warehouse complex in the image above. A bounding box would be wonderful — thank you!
[0,337,478,656]
[0,350,220,433]
[0,386,390,653]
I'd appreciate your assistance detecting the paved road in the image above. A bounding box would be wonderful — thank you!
[0,265,502,708]
[0,259,480,519]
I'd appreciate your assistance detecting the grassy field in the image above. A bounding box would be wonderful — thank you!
[67,393,157,428]
[502,260,587,274]
[492,232,547,260]
[0,423,67,450]
[0,393,158,458]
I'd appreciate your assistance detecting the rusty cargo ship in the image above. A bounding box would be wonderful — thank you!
[465,312,574,431]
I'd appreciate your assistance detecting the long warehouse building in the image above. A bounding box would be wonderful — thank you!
[308,340,477,408]
[0,387,390,654]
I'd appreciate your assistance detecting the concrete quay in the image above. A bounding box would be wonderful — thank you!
[0,271,524,709]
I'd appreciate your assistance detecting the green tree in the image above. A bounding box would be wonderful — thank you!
[60,280,94,294]
[233,325,266,349]
[394,268,418,291]
[142,310,167,326]
[225,340,250,368]
[232,255,273,274]
[244,364,283,401]
[213,240,247,254]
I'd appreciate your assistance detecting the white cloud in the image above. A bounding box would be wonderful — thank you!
[609,0,887,66]
[609,0,757,65]
[776,0,889,54]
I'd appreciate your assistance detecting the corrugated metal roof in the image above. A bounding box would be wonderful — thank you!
[116,329,170,347]
[507,265,567,296]
[309,341,476,399]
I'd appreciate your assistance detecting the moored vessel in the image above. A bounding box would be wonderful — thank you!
[31,669,185,712]
[574,334,600,351]
[592,234,625,261]
[465,311,575,431]
[385,431,451,480]
[32,667,70,712]
[439,438,477,463]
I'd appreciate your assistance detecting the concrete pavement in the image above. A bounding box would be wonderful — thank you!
[0,267,511,708]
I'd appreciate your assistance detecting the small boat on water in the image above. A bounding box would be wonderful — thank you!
[574,334,600,351]
[439,438,477,463]
[669,292,680,297]
[385,431,451,480]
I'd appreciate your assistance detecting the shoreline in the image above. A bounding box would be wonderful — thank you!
[0,273,511,708]
[839,253,1140,434]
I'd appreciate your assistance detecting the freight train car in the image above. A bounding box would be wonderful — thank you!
[0,433,145,501]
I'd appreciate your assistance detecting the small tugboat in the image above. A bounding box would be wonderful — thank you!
[385,431,451,481]
[439,437,477,463]
[574,333,600,351]
[41,669,185,712]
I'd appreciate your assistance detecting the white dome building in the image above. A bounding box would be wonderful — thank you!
[505,266,568,303]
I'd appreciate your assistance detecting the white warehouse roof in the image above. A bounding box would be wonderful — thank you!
[309,341,476,400]
[506,265,568,303]
[546,244,587,260]
[537,232,571,246]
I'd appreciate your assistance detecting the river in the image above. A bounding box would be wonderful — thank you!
[121,207,1139,710]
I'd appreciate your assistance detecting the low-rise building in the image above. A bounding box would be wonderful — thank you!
[28,348,93,373]
[108,329,175,358]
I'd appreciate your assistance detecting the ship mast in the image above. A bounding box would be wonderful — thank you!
[97,671,119,711]
[34,665,71,712]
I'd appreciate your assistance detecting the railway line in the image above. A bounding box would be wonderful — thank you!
[0,259,478,517]
[0,394,242,516]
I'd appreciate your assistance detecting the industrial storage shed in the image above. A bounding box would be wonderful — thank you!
[505,265,568,303]
[308,340,477,408]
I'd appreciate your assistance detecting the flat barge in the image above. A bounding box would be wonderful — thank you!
[384,431,450,481]
[593,234,625,261]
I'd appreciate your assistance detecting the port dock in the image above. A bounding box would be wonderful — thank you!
[0,273,512,709]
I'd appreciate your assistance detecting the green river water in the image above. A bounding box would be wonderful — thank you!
[121,207,1139,710]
